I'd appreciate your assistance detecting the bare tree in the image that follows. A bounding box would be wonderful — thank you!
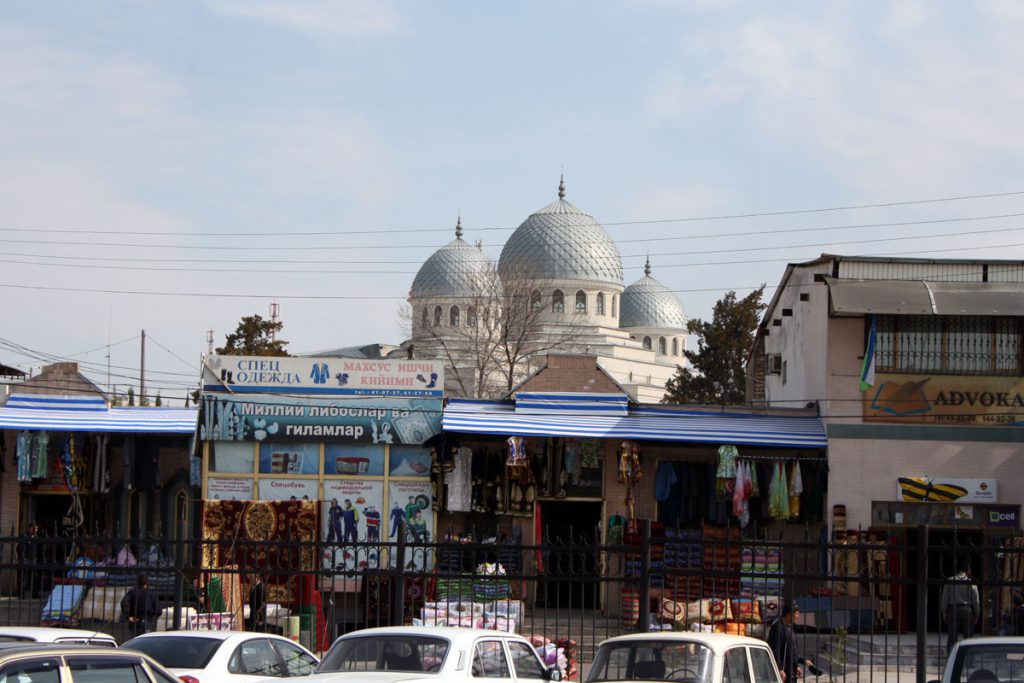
[405,262,589,398]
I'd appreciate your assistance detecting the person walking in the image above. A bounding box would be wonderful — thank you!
[941,557,980,651]
[247,573,267,632]
[121,574,160,636]
[768,601,815,682]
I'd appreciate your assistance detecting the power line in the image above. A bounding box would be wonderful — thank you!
[4,223,1024,275]
[4,210,1024,253]
[3,188,1024,237]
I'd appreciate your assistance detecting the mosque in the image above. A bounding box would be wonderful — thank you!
[401,178,689,402]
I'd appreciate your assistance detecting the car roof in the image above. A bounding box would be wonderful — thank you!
[954,637,1024,648]
[333,627,526,646]
[0,627,116,642]
[0,644,136,658]
[127,630,249,642]
[596,632,772,654]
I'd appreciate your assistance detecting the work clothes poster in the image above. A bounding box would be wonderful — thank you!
[322,480,384,574]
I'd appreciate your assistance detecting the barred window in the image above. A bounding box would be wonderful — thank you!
[876,315,1023,376]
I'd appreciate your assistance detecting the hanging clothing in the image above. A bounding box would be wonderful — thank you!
[17,431,33,482]
[446,447,473,512]
[123,435,136,490]
[655,461,678,501]
[768,462,790,519]
[32,432,50,479]
[716,444,738,498]
[749,461,760,497]
[788,462,804,518]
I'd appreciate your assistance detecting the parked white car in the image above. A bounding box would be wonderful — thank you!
[585,632,782,683]
[0,627,117,648]
[282,626,561,683]
[122,630,319,683]
[931,636,1024,683]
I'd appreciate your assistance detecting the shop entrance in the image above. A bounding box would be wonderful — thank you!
[905,527,984,632]
[538,501,601,609]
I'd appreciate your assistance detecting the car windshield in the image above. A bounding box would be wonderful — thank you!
[951,644,1024,683]
[317,636,450,674]
[587,640,714,683]
[122,636,223,669]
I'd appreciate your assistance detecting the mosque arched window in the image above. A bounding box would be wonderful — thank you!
[596,293,605,316]
[612,295,618,318]
[552,290,565,313]
[467,306,477,327]
[422,308,428,328]
[575,291,587,314]
[643,336,652,350]
[672,337,678,356]
[531,290,542,311]
[433,306,443,326]
[450,306,461,327]
[659,337,667,355]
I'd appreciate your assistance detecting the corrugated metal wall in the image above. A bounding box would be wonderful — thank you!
[838,260,1024,282]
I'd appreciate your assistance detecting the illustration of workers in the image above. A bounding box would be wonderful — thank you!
[389,501,405,537]
[341,499,360,542]
[364,505,381,542]
[326,498,343,543]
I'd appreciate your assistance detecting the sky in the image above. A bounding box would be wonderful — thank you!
[3,0,1024,404]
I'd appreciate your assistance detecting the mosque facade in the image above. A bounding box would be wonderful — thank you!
[403,179,689,402]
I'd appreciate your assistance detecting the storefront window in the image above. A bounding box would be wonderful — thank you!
[210,441,255,473]
[389,446,432,477]
[258,442,321,475]
[324,443,385,476]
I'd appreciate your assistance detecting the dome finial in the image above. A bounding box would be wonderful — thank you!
[455,214,463,239]
[558,173,565,200]
[644,255,651,276]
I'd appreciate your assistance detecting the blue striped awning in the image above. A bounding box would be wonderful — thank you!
[444,399,827,449]
[0,395,198,434]
[514,392,629,416]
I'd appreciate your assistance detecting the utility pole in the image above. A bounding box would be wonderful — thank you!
[270,302,281,342]
[140,329,146,405]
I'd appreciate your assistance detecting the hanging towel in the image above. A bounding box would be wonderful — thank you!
[788,462,803,518]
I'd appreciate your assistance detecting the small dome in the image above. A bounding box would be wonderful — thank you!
[620,260,687,329]
[498,179,623,287]
[410,219,492,298]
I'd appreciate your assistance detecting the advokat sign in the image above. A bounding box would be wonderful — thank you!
[201,395,442,445]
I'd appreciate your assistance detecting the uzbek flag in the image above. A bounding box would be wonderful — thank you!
[860,314,877,392]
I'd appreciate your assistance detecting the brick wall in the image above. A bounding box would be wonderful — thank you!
[517,355,622,393]
[16,362,106,399]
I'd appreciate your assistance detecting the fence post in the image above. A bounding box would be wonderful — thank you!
[916,525,929,683]
[392,521,407,626]
[637,519,651,633]
[173,512,186,630]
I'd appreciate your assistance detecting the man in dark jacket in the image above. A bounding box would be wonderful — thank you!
[941,557,980,651]
[121,574,160,636]
[768,601,815,682]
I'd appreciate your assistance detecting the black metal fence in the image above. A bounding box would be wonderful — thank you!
[1,523,1023,681]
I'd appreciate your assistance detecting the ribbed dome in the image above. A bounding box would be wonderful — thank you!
[620,261,687,329]
[411,221,492,298]
[498,180,623,287]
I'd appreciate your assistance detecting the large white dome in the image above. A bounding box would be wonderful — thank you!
[620,259,687,329]
[410,219,492,298]
[498,180,623,288]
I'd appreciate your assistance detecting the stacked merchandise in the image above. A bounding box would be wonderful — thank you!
[418,597,523,632]
[740,546,784,600]
[473,563,511,602]
[662,528,704,602]
[701,524,741,598]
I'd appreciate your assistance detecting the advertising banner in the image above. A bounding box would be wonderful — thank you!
[389,480,433,571]
[207,477,253,501]
[322,480,384,574]
[203,355,444,398]
[865,374,1024,425]
[257,478,319,501]
[896,477,997,503]
[987,505,1019,528]
[201,395,442,444]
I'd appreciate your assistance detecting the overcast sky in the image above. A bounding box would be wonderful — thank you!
[4,1,1024,403]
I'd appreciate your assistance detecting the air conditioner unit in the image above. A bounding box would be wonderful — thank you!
[767,354,783,376]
